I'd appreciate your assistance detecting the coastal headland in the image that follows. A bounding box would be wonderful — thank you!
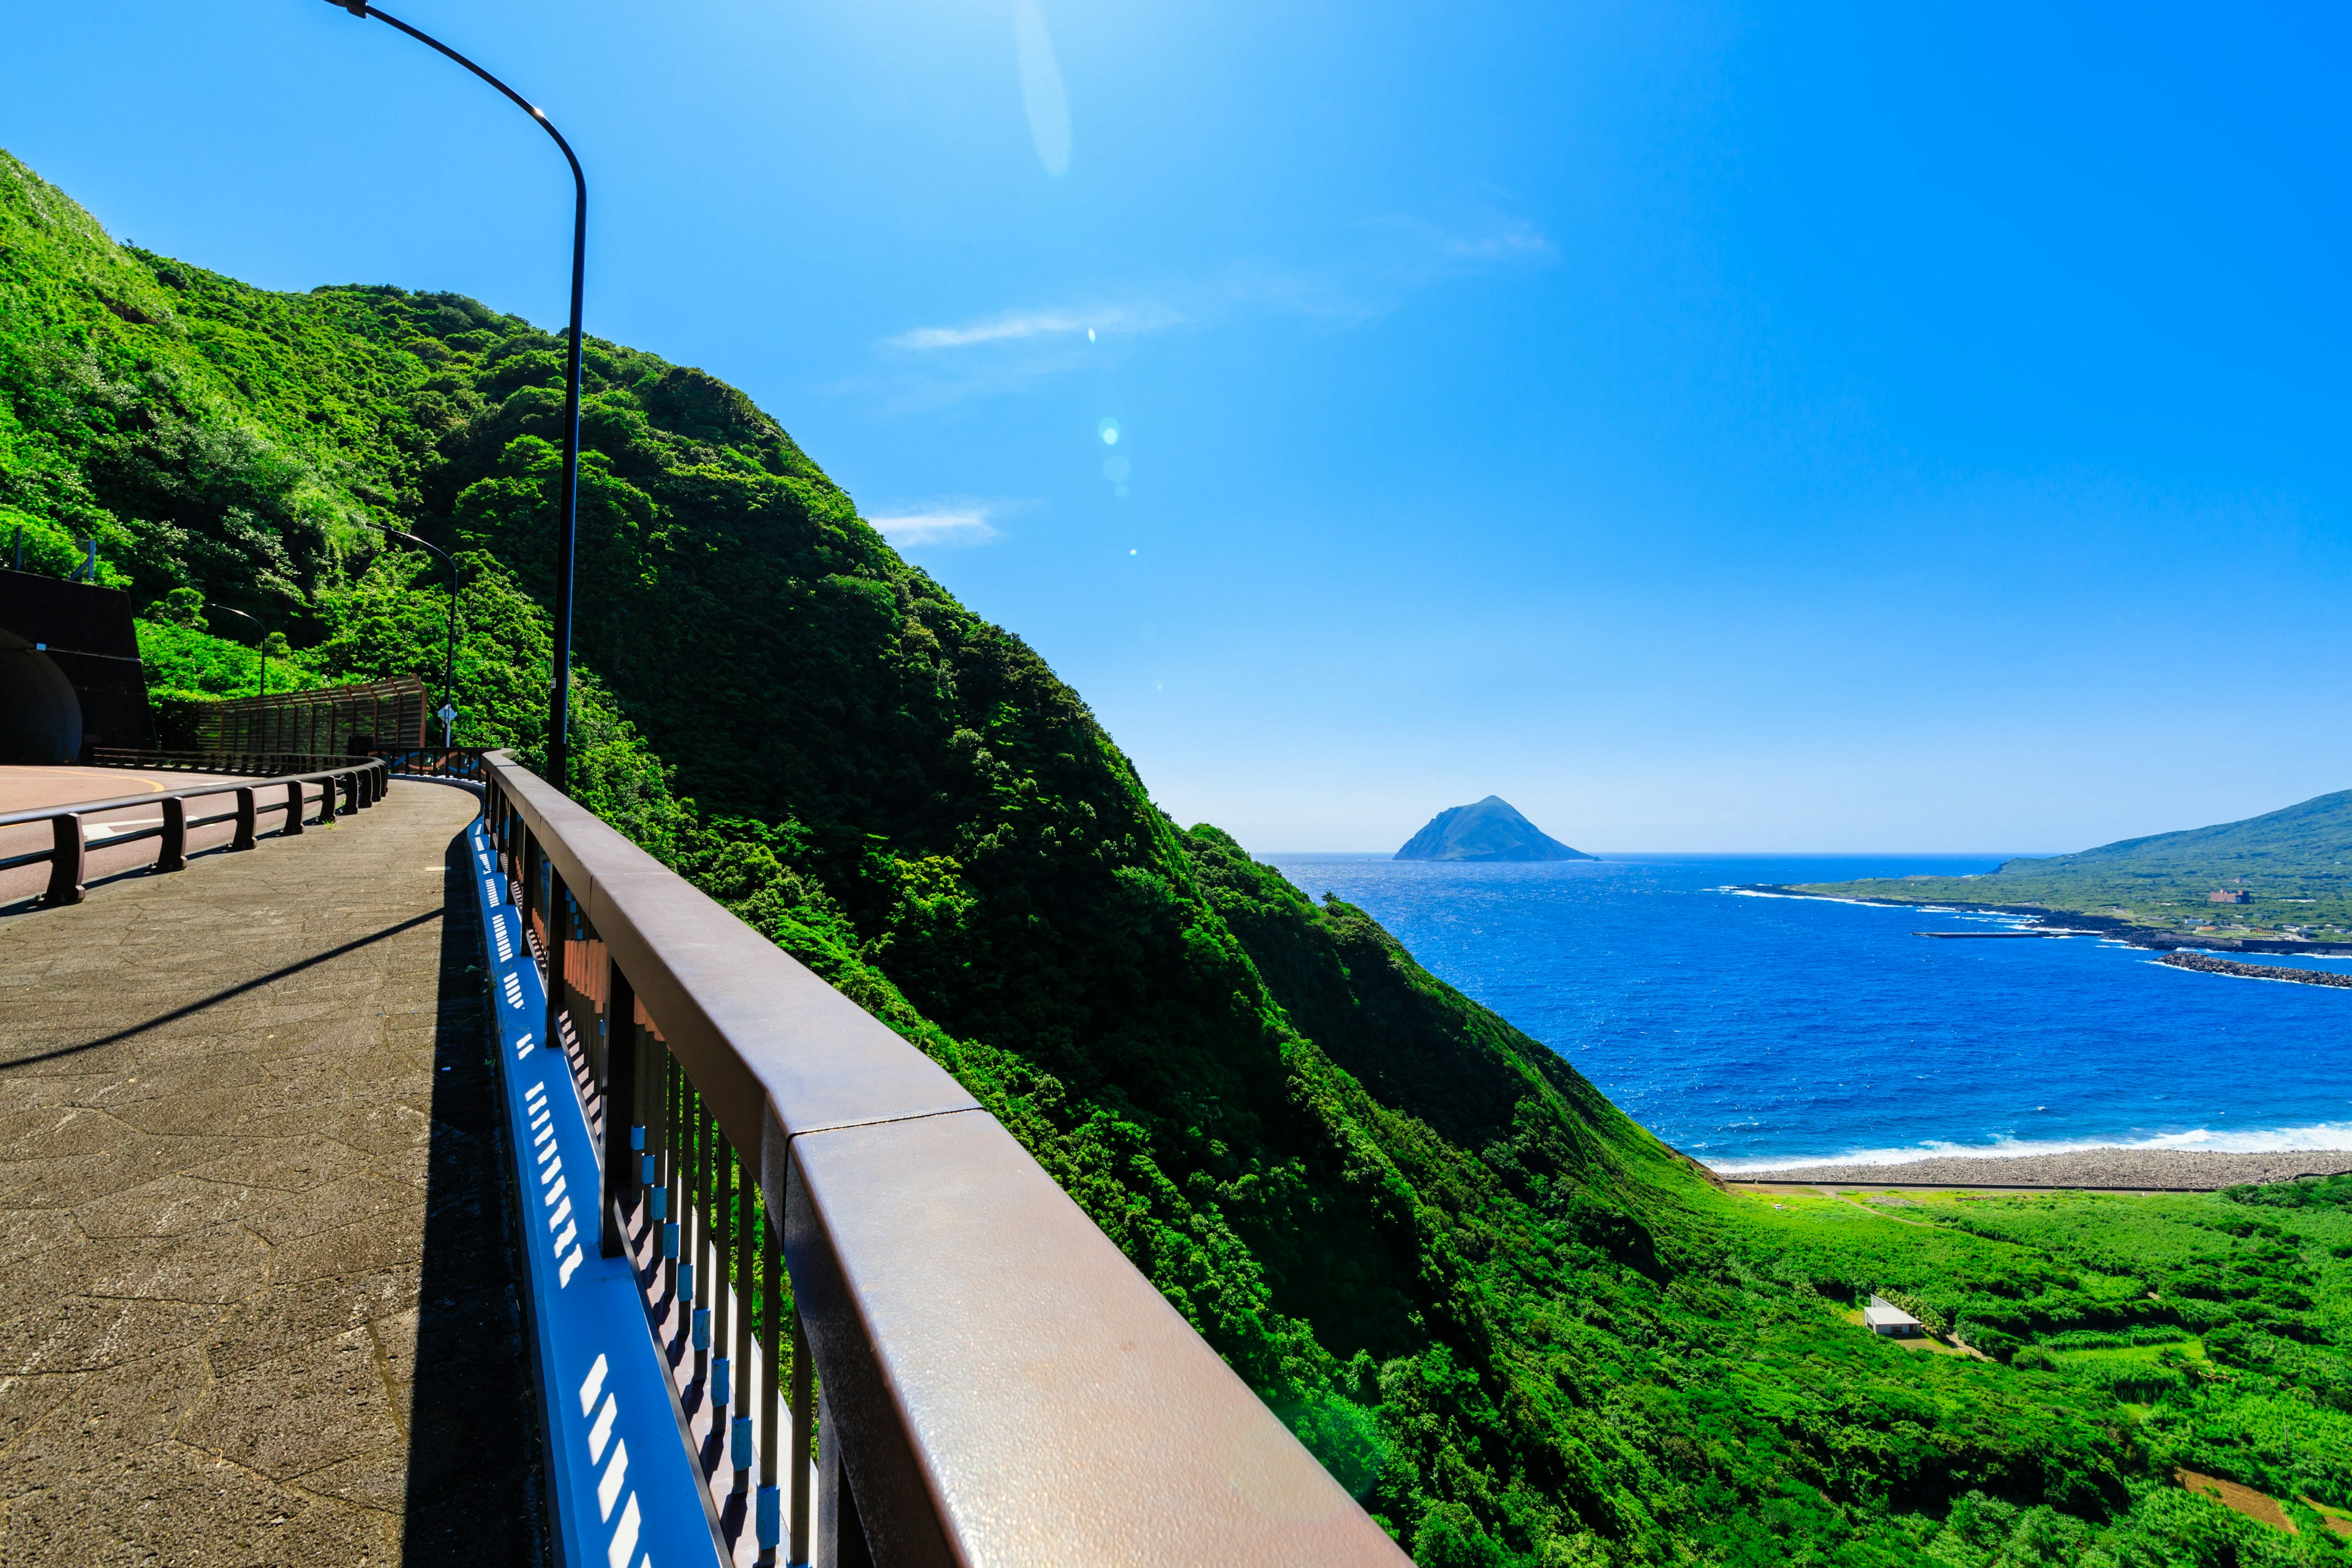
[1771,786,2352,948]
[1740,883,2352,958]
[1723,1147,2352,1191]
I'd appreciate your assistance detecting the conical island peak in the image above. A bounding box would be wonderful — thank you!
[1394,796,1594,861]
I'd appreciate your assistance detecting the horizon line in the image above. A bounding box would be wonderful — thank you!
[1253,849,2056,859]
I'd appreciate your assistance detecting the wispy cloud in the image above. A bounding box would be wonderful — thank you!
[886,301,1188,352]
[869,505,1002,547]
[1371,208,1559,269]
[856,199,1555,410]
[1433,217,1556,263]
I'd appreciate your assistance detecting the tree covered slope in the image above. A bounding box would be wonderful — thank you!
[9,148,2350,1566]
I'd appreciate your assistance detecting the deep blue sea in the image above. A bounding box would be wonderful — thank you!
[1262,854,2352,1171]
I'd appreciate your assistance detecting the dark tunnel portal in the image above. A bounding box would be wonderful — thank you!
[0,630,85,764]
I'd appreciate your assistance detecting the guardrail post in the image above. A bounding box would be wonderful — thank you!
[43,813,84,906]
[282,780,305,837]
[158,796,187,873]
[233,787,257,851]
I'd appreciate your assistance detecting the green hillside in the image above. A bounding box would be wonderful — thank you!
[9,148,2351,1565]
[1792,792,2352,942]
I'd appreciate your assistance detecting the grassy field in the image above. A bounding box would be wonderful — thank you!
[1692,1175,2352,1558]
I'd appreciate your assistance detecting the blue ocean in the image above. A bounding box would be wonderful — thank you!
[1262,853,2352,1171]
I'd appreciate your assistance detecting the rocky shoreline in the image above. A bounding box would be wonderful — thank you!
[2159,951,2352,989]
[1737,884,2352,957]
[1722,1147,2352,1191]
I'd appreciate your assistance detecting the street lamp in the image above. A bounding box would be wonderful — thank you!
[325,2,584,795]
[369,521,461,742]
[206,603,271,699]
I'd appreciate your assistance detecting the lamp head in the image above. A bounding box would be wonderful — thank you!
[331,1,369,15]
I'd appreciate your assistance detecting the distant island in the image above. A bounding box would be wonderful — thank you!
[1396,796,1594,862]
[1774,788,2352,954]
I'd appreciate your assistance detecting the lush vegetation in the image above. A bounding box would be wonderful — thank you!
[7,145,2346,1563]
[1791,792,2352,941]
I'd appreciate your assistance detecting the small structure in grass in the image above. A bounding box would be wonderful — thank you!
[1863,1295,1924,1337]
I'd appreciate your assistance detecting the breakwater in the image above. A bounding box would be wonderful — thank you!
[2159,951,2352,989]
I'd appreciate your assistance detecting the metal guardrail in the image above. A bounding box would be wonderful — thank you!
[90,745,364,777]
[0,758,390,905]
[481,749,1403,1567]
[379,745,492,780]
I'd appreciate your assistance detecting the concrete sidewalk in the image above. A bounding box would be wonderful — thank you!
[0,781,545,1566]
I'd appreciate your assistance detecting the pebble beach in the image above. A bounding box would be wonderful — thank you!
[1724,1148,2352,1191]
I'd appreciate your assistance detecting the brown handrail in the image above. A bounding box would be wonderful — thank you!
[0,759,390,906]
[481,750,1403,1567]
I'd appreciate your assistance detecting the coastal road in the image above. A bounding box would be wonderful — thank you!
[0,766,337,910]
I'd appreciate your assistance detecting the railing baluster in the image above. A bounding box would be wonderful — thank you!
[690,1088,709,1400]
[733,1140,755,1498]
[602,960,638,1259]
[790,1306,812,1568]
[545,868,569,1079]
[663,1052,681,1308]
[232,786,256,851]
[760,1218,783,1567]
[712,1128,734,1472]
[282,780,304,836]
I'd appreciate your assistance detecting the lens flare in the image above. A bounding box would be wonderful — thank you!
[1014,0,1071,178]
[1098,417,1120,445]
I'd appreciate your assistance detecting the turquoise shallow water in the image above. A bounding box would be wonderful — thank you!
[1261,853,2352,1171]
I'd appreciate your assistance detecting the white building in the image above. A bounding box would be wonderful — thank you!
[1863,1295,1923,1337]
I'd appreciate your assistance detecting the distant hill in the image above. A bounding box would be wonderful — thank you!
[1395,796,1594,861]
[1794,788,2352,943]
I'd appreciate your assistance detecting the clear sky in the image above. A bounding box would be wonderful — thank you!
[10,2,2348,852]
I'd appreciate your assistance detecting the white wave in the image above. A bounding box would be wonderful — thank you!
[1724,888,1903,907]
[1706,1121,2352,1174]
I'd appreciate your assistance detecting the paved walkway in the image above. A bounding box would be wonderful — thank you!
[0,782,545,1566]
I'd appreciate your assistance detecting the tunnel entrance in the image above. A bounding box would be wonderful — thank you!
[0,628,83,764]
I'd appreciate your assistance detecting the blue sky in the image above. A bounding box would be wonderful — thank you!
[10,1,2348,851]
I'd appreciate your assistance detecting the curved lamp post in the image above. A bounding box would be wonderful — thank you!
[325,1,583,794]
[370,521,461,742]
[205,603,271,699]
